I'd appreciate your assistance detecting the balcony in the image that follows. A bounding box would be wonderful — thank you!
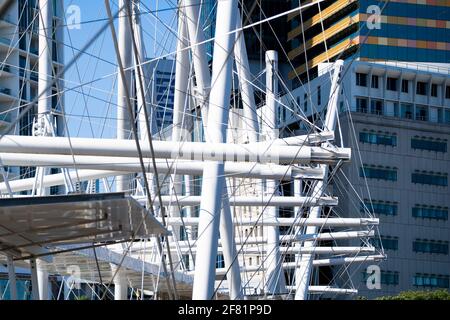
[0,36,11,46]
[0,64,13,77]
[0,87,16,102]
[0,112,11,129]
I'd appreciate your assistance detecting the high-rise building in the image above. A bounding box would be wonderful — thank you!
[287,0,450,87]
[146,58,175,134]
[278,59,450,298]
[0,0,65,184]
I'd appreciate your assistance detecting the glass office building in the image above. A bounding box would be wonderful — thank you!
[287,0,450,87]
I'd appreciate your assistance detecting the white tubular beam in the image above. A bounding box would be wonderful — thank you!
[192,0,237,300]
[6,255,17,300]
[292,286,358,295]
[136,195,337,207]
[36,259,49,300]
[183,0,211,122]
[29,259,40,300]
[116,0,133,192]
[110,264,128,300]
[160,217,378,227]
[276,131,334,145]
[132,0,155,140]
[263,50,284,295]
[208,255,384,276]
[169,230,375,249]
[0,136,350,165]
[0,169,120,193]
[169,4,190,230]
[0,153,325,180]
[37,0,52,120]
[234,11,259,143]
[178,246,376,255]
[0,136,350,164]
[0,163,326,194]
[287,255,386,268]
[220,187,243,299]
[295,60,344,300]
[298,230,375,242]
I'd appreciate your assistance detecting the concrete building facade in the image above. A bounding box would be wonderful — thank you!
[279,60,450,298]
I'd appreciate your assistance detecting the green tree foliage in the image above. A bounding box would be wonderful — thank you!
[376,289,450,300]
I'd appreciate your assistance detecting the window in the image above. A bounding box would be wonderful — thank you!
[380,271,399,285]
[370,236,399,251]
[413,239,449,255]
[182,254,190,270]
[370,99,383,115]
[414,274,449,288]
[415,105,428,121]
[387,77,397,91]
[400,103,413,119]
[179,226,188,241]
[411,137,447,153]
[363,270,399,285]
[416,81,427,95]
[356,97,368,113]
[411,171,448,187]
[431,84,438,97]
[359,131,397,146]
[412,206,448,220]
[360,165,397,181]
[356,73,367,87]
[317,86,321,105]
[361,200,398,216]
[446,86,450,99]
[216,254,225,268]
[303,93,308,112]
[371,75,379,89]
[401,79,409,93]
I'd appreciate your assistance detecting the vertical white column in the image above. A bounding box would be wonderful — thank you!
[192,0,237,300]
[183,0,211,126]
[37,0,53,133]
[234,12,259,143]
[6,255,17,300]
[132,0,157,141]
[37,259,49,300]
[116,0,133,192]
[295,60,344,300]
[29,258,40,300]
[263,50,285,295]
[170,7,190,268]
[111,264,128,300]
[220,183,243,300]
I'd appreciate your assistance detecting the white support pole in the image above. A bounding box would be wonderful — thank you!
[6,255,17,300]
[136,195,337,207]
[110,264,128,300]
[234,11,259,143]
[116,0,133,192]
[220,184,242,300]
[0,136,351,164]
[263,50,285,295]
[37,0,53,135]
[168,5,191,268]
[183,0,211,124]
[29,258,40,300]
[36,258,49,300]
[132,0,156,141]
[192,0,237,300]
[295,60,344,300]
[159,217,378,227]
[0,162,326,194]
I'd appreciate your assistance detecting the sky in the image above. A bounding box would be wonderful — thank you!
[62,1,178,139]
